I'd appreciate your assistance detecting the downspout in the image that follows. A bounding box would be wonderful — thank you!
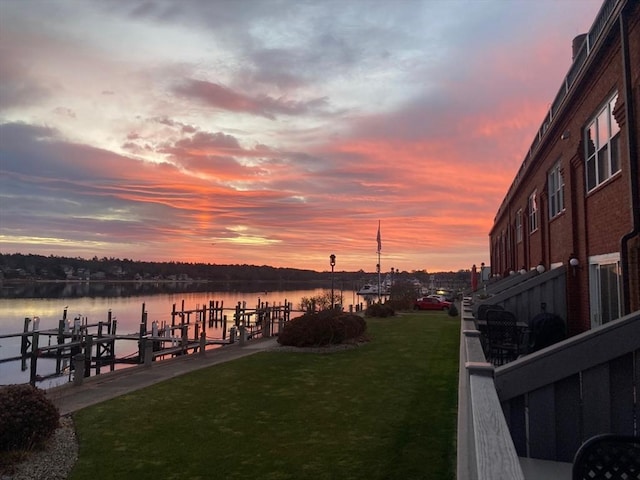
[619,1,640,315]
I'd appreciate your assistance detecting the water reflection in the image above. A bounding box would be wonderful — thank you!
[0,280,326,299]
[0,283,341,387]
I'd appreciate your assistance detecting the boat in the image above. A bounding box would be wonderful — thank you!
[357,284,379,295]
[357,283,389,296]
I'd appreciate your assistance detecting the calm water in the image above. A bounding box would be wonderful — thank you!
[0,284,355,387]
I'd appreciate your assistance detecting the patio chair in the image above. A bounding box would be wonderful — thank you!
[485,309,521,366]
[476,303,504,321]
[528,312,566,352]
[572,434,640,480]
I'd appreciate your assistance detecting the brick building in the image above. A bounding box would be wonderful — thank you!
[489,0,639,335]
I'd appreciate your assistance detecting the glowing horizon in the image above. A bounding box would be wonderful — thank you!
[0,0,603,272]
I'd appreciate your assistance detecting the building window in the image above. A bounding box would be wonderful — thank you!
[528,191,538,233]
[516,209,522,243]
[585,93,620,191]
[589,253,621,328]
[548,162,564,218]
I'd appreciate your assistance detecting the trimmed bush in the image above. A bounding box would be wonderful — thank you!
[278,310,366,347]
[448,302,459,317]
[0,385,60,452]
[365,302,395,318]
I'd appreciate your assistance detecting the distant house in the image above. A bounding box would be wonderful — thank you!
[489,0,639,335]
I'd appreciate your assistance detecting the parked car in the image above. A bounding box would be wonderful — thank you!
[413,297,451,311]
[427,294,448,303]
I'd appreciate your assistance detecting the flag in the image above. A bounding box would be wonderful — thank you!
[376,221,381,253]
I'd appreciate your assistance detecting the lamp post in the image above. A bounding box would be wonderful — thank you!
[330,254,336,309]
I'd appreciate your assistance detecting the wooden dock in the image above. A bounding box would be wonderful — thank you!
[0,298,293,386]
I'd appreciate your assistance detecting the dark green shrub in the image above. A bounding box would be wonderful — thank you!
[365,302,395,318]
[0,385,60,452]
[448,302,459,317]
[278,310,366,347]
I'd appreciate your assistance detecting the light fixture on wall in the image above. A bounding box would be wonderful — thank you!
[536,263,546,274]
[519,266,527,275]
[509,270,516,276]
[561,130,571,140]
[569,254,580,276]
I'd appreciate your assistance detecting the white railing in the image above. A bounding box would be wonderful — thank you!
[495,310,640,462]
[458,295,640,478]
[457,299,525,480]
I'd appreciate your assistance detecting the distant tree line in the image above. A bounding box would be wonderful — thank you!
[0,253,334,284]
[0,253,472,292]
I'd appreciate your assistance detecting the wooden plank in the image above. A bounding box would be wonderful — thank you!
[609,353,635,435]
[554,374,581,462]
[503,395,527,457]
[470,374,525,480]
[528,384,556,460]
[495,312,640,401]
[581,363,611,440]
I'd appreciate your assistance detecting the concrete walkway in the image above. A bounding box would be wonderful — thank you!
[46,337,280,415]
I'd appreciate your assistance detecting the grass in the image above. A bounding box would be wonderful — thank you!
[69,312,460,480]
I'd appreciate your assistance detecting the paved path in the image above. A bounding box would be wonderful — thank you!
[46,337,279,415]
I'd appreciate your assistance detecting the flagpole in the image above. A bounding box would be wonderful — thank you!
[377,221,381,302]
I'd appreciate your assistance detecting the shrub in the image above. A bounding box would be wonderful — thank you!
[278,310,366,347]
[365,302,395,318]
[0,385,60,452]
[448,302,459,317]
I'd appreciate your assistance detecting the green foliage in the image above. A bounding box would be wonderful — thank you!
[298,290,344,312]
[365,302,395,317]
[387,280,421,310]
[0,385,59,452]
[448,302,459,317]
[278,309,366,347]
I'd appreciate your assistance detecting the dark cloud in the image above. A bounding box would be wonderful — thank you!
[173,131,241,151]
[173,79,328,119]
[0,57,49,109]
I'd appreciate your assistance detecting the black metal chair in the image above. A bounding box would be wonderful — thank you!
[572,434,640,480]
[485,309,520,365]
[476,303,504,321]
[528,312,567,352]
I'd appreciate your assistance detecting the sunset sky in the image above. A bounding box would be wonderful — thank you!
[0,0,603,273]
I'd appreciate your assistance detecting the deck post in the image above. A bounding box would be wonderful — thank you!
[200,332,206,356]
[181,325,188,355]
[144,339,154,366]
[141,303,147,335]
[73,353,85,386]
[84,335,93,377]
[239,325,246,346]
[29,331,39,386]
[20,317,31,358]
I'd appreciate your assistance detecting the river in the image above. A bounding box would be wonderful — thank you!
[0,282,361,387]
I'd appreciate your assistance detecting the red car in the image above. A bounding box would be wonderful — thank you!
[413,297,452,311]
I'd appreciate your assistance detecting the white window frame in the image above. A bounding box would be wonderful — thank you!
[588,252,622,328]
[515,210,522,243]
[548,162,564,218]
[585,93,621,192]
[528,191,538,233]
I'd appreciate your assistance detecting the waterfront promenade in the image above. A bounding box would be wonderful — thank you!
[46,337,279,415]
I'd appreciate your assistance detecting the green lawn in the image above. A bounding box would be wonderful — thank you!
[69,312,460,480]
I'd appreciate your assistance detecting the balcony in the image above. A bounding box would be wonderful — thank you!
[457,296,639,479]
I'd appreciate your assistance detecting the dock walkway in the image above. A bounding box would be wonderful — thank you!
[47,337,279,415]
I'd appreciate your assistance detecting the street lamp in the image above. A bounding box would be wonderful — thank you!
[330,254,336,309]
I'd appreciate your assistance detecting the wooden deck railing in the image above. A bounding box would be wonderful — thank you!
[495,310,640,463]
[457,298,526,480]
[458,296,640,479]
